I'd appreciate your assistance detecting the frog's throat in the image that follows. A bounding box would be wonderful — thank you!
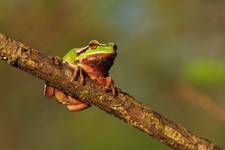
[78,53,116,77]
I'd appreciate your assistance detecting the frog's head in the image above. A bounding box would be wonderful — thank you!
[76,40,117,72]
[76,40,117,59]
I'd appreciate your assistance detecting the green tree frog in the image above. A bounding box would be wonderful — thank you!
[44,40,117,111]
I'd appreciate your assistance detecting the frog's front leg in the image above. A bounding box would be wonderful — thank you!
[97,76,116,96]
[105,76,116,95]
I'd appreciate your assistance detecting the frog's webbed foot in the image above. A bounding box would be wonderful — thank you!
[104,76,116,96]
[44,83,55,97]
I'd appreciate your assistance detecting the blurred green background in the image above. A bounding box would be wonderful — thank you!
[1,0,225,149]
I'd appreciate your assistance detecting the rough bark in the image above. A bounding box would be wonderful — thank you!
[0,33,223,150]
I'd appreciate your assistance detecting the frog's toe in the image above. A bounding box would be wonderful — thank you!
[44,84,55,97]
[53,56,62,65]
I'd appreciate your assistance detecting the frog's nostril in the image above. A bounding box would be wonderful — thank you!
[113,44,117,51]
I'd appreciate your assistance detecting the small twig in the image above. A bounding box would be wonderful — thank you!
[175,81,225,122]
[0,33,223,150]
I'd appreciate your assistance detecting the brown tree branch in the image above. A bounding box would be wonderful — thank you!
[0,33,223,150]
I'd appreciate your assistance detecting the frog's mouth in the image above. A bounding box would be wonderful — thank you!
[81,53,116,72]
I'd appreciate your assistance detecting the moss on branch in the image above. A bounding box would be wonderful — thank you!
[0,33,223,150]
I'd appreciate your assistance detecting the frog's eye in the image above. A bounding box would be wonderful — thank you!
[89,40,100,50]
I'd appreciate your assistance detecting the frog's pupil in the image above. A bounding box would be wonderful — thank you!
[89,43,98,50]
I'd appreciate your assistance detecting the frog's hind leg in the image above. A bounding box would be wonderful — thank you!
[66,99,90,112]
[44,83,55,97]
[79,68,85,85]
[64,62,79,82]
[54,88,90,111]
[67,63,85,85]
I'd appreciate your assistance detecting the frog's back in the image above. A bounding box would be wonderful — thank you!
[62,48,78,64]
